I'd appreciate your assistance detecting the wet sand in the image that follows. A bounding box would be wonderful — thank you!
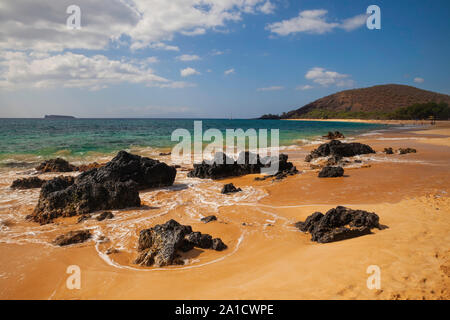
[0,123,449,300]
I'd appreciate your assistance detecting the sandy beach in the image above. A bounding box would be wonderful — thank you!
[0,122,449,300]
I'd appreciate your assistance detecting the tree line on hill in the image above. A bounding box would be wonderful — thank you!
[260,102,450,120]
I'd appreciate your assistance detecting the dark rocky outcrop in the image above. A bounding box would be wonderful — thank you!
[135,219,227,267]
[10,177,46,189]
[159,152,171,156]
[53,230,91,246]
[295,206,382,243]
[398,148,417,155]
[188,152,297,180]
[201,215,217,223]
[28,151,176,224]
[383,147,394,154]
[323,131,345,140]
[36,158,77,173]
[77,162,103,172]
[221,183,242,194]
[97,211,114,221]
[305,140,375,162]
[318,166,344,178]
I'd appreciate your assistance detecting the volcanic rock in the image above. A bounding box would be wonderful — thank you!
[53,230,91,246]
[305,140,375,162]
[318,166,344,178]
[135,219,227,267]
[28,151,176,224]
[10,177,46,189]
[201,215,217,223]
[96,211,114,221]
[221,183,242,194]
[323,131,345,140]
[295,206,382,243]
[36,158,77,173]
[398,148,417,155]
[188,152,296,180]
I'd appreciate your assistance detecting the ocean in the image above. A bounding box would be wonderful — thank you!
[0,118,387,165]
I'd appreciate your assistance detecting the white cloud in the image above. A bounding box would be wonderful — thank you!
[224,68,235,75]
[177,54,201,61]
[259,1,276,14]
[257,86,284,91]
[180,28,206,36]
[180,67,201,77]
[0,51,187,90]
[340,14,368,31]
[0,0,273,52]
[266,9,366,36]
[414,77,425,84]
[211,49,226,56]
[296,85,313,91]
[145,56,159,64]
[305,67,355,87]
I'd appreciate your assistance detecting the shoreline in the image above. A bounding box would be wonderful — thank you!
[0,122,449,299]
[284,118,450,127]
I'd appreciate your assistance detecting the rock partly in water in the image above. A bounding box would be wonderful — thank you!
[36,158,77,173]
[10,177,46,189]
[28,151,176,224]
[305,140,375,162]
[318,166,344,178]
[134,219,227,267]
[188,152,297,180]
[53,230,91,246]
[323,131,345,140]
[221,183,242,194]
[295,206,382,243]
[77,162,103,172]
[398,148,417,155]
[383,147,394,155]
[96,211,114,221]
[201,215,217,223]
[77,214,91,223]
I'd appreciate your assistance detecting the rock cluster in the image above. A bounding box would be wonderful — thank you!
[398,148,417,155]
[188,152,297,180]
[221,183,242,194]
[28,151,176,224]
[135,219,227,267]
[323,131,345,140]
[383,147,394,154]
[318,166,344,178]
[53,230,92,246]
[305,140,375,162]
[295,206,382,243]
[10,177,46,189]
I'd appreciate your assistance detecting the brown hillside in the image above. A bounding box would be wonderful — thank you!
[282,84,450,118]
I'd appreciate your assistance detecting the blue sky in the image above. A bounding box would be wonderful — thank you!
[0,0,449,118]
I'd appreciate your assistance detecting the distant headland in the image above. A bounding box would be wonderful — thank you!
[44,115,76,119]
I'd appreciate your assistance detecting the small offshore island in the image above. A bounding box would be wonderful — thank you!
[44,115,76,119]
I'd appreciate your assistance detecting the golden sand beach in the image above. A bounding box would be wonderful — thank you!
[0,122,449,300]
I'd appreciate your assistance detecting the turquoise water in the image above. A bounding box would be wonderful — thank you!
[0,118,387,162]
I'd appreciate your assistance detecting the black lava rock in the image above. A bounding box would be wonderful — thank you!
[53,230,91,246]
[221,183,242,194]
[135,219,227,267]
[295,206,382,243]
[318,166,344,178]
[29,151,176,224]
[201,215,217,223]
[305,140,375,162]
[10,177,46,189]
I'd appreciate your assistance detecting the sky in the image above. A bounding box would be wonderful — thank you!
[0,0,449,118]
